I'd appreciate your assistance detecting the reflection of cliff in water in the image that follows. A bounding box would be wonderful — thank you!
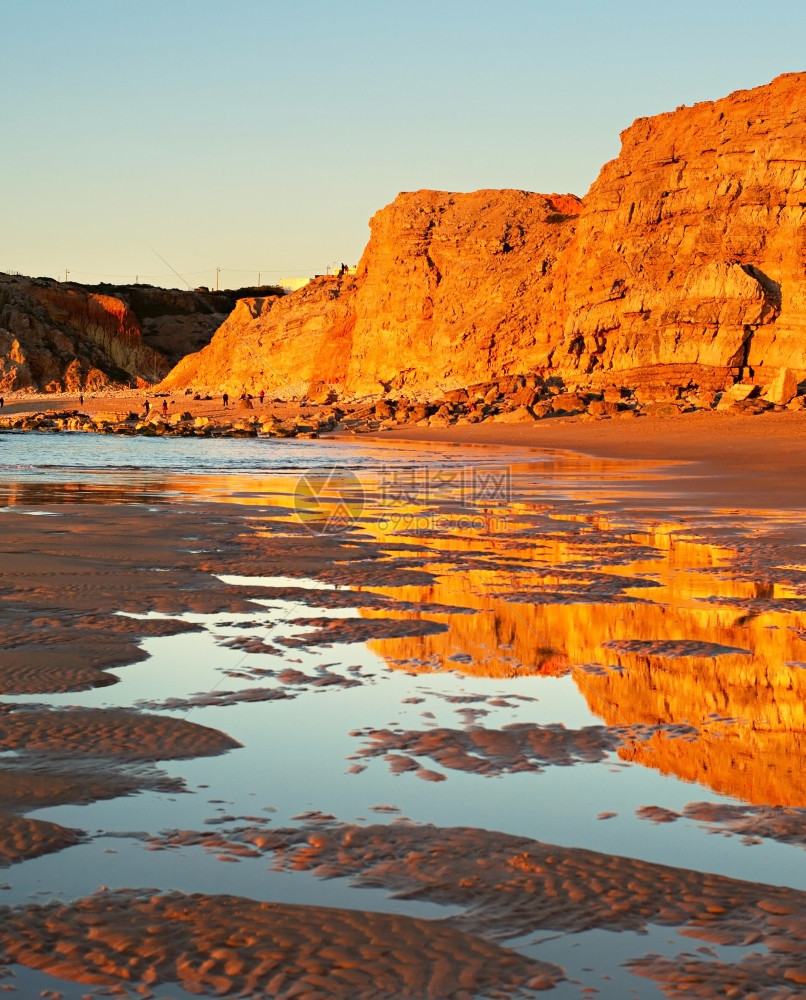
[0,471,304,509]
[0,480,171,506]
[362,508,806,806]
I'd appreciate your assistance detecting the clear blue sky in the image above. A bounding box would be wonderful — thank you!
[2,0,804,289]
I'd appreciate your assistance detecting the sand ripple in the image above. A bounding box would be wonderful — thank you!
[0,888,562,997]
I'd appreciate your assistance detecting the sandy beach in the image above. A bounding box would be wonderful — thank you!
[363,408,806,511]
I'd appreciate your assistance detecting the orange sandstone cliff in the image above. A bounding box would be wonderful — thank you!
[0,278,166,392]
[162,189,580,399]
[553,71,806,378]
[0,275,239,392]
[161,72,806,400]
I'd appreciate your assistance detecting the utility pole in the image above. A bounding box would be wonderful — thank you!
[258,272,261,287]
[216,267,220,291]
[64,269,69,282]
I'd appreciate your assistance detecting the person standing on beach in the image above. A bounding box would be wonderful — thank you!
[223,392,229,408]
[161,399,168,417]
[144,399,150,415]
[259,389,265,405]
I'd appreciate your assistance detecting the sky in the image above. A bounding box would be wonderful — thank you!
[2,0,805,290]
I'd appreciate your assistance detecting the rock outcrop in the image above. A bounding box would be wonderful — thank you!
[162,276,360,400]
[0,275,281,393]
[0,276,166,392]
[161,71,806,407]
[161,190,582,400]
[552,71,806,378]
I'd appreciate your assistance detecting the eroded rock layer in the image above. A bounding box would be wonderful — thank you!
[0,275,262,391]
[161,72,806,402]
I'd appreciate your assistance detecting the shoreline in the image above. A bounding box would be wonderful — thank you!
[2,388,806,510]
[349,408,806,511]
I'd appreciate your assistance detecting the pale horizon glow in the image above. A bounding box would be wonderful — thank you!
[2,0,805,290]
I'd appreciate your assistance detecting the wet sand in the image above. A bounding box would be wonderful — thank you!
[0,888,562,997]
[1,424,806,996]
[144,819,806,995]
[362,408,806,511]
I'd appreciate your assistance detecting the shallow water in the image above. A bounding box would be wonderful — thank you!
[1,432,805,998]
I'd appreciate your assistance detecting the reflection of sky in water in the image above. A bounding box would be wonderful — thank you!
[16,603,806,901]
[4,436,806,996]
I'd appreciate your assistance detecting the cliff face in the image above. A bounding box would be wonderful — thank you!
[161,190,580,398]
[0,276,237,392]
[343,190,581,396]
[160,71,806,399]
[554,71,806,377]
[162,276,358,399]
[0,277,162,392]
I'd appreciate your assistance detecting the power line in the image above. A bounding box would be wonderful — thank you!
[51,265,326,284]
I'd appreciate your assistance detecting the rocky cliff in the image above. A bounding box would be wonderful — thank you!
[161,190,581,399]
[553,71,806,379]
[0,276,162,392]
[161,71,806,403]
[0,275,265,393]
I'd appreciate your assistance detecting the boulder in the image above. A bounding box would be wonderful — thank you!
[509,387,541,408]
[587,399,621,417]
[716,383,757,410]
[94,411,133,423]
[550,393,586,416]
[643,401,683,418]
[489,405,536,424]
[686,390,718,410]
[307,381,337,405]
[374,400,395,420]
[761,367,799,405]
[633,385,680,405]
